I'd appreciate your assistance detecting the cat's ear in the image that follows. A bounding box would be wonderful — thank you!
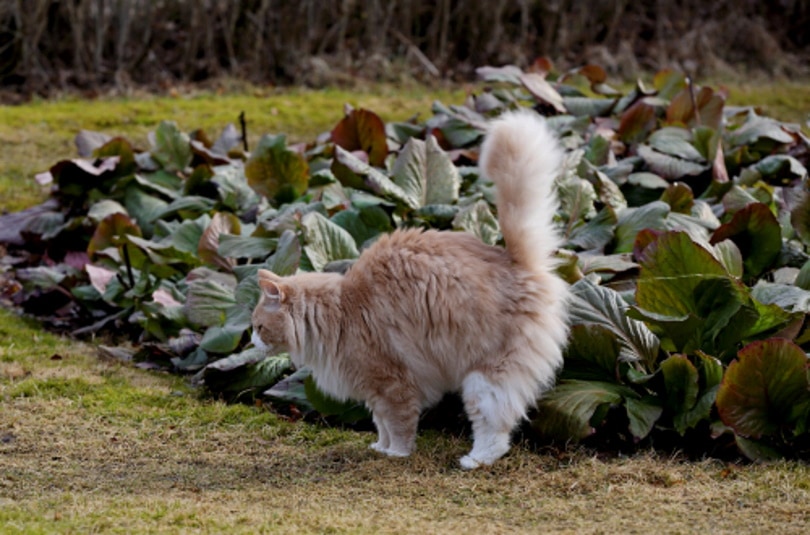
[259,278,286,309]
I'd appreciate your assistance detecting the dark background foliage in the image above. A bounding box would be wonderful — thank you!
[1,0,809,97]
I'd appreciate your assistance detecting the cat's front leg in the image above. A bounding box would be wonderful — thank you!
[367,397,419,458]
[369,412,391,453]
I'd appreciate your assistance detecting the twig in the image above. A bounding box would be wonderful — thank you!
[687,75,702,126]
[239,111,249,152]
[390,28,440,78]
[122,243,135,288]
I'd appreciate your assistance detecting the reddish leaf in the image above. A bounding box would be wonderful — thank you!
[94,138,137,175]
[578,64,608,84]
[528,56,554,76]
[717,338,810,439]
[618,100,657,144]
[632,228,664,261]
[666,86,725,130]
[710,203,781,277]
[87,213,142,259]
[331,108,388,167]
[198,212,242,272]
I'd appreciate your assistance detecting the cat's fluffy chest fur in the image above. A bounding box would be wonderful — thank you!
[252,110,569,469]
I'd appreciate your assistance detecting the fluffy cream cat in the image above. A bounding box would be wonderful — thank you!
[251,110,569,469]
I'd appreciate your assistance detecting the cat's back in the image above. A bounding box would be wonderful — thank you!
[341,228,531,330]
[348,228,512,286]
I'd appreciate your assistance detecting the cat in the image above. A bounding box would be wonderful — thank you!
[251,109,569,469]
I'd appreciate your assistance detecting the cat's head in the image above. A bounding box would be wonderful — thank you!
[251,269,296,354]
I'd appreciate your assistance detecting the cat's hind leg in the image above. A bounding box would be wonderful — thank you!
[459,371,525,469]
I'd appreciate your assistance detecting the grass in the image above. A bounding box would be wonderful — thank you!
[2,304,808,533]
[2,81,810,533]
[0,84,464,213]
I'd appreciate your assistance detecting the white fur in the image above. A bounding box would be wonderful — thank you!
[479,110,564,274]
[251,330,268,351]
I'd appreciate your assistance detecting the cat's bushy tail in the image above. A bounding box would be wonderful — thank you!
[479,110,564,274]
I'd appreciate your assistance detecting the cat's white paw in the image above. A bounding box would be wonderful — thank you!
[370,442,411,458]
[383,447,411,458]
[459,455,482,470]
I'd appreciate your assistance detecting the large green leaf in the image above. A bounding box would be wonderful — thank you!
[633,231,769,356]
[636,145,710,180]
[218,235,277,260]
[87,199,127,224]
[245,134,309,203]
[304,376,370,424]
[263,229,302,276]
[727,113,795,147]
[183,269,237,327]
[452,200,500,246]
[123,185,169,237]
[203,349,292,400]
[391,135,460,207]
[211,164,261,211]
[625,397,664,440]
[636,231,731,317]
[741,155,808,185]
[613,201,670,254]
[301,212,359,271]
[751,281,810,313]
[331,205,392,248]
[199,323,245,354]
[648,127,706,162]
[660,354,700,435]
[150,121,192,172]
[717,338,810,439]
[567,206,617,251]
[569,280,660,370]
[563,324,621,381]
[332,146,417,209]
[532,380,633,440]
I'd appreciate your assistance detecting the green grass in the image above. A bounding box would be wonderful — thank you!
[726,82,810,127]
[2,83,810,533]
[0,84,464,213]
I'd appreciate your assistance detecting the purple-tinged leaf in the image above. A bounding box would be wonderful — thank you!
[710,203,781,277]
[617,100,657,145]
[198,212,241,272]
[717,338,810,439]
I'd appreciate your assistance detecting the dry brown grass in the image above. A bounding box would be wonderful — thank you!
[1,310,809,534]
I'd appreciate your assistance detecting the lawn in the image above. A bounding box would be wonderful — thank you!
[1,81,809,533]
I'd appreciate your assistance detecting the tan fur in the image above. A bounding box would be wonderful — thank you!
[252,110,569,468]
